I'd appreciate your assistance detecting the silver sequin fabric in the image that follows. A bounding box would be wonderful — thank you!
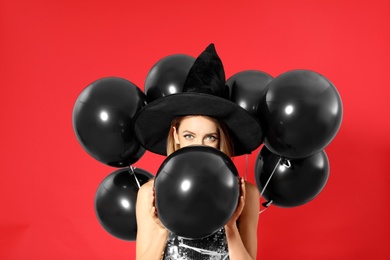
[163,228,229,260]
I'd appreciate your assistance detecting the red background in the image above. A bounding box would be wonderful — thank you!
[1,0,389,259]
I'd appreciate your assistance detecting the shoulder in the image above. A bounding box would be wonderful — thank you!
[238,181,259,260]
[241,181,260,218]
[244,181,260,200]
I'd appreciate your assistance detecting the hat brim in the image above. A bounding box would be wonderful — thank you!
[133,93,263,156]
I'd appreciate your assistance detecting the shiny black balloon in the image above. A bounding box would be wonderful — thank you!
[73,77,147,167]
[259,70,343,159]
[154,146,239,239]
[95,167,154,241]
[144,54,195,102]
[226,70,273,117]
[255,146,329,207]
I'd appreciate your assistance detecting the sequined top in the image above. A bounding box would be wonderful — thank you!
[163,228,229,260]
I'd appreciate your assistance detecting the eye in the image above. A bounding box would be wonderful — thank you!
[184,134,194,139]
[205,135,218,142]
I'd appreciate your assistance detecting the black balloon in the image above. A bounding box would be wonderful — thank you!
[255,146,329,207]
[226,70,273,117]
[154,146,239,239]
[73,77,147,167]
[95,167,154,241]
[144,54,195,102]
[259,70,343,159]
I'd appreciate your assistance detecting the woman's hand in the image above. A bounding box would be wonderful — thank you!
[149,187,167,230]
[223,179,259,260]
[225,177,246,229]
[136,181,169,259]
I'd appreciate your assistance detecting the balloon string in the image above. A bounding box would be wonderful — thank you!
[129,165,141,189]
[259,157,282,214]
[259,208,268,214]
[260,157,281,198]
[281,159,291,168]
[259,200,273,215]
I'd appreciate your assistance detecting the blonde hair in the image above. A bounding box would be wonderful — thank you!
[166,115,234,157]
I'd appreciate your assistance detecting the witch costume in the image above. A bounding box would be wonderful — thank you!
[134,44,262,259]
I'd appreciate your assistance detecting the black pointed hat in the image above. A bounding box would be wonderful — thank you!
[133,44,262,156]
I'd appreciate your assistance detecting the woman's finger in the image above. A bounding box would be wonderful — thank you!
[148,188,154,209]
[241,177,246,199]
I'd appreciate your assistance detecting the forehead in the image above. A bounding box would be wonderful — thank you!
[178,116,218,132]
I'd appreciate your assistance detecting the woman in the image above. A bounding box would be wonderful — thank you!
[133,44,263,259]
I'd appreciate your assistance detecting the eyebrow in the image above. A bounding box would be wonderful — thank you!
[181,130,219,136]
[182,130,195,134]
